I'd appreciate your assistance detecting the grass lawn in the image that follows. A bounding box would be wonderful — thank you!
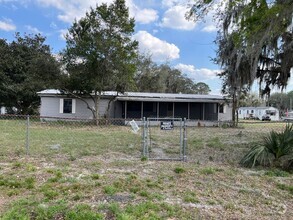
[0,120,292,219]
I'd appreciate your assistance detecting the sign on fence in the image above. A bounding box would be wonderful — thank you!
[129,119,139,133]
[160,121,174,130]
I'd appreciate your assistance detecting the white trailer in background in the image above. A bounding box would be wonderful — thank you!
[0,107,6,114]
[238,107,280,121]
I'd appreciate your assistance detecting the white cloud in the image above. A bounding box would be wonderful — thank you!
[175,63,219,81]
[159,5,196,30]
[0,0,27,3]
[162,0,183,8]
[0,19,16,31]
[161,0,218,32]
[0,0,31,8]
[133,31,180,62]
[59,29,68,40]
[50,22,57,29]
[199,0,226,33]
[36,0,158,24]
[128,0,158,24]
[25,25,43,34]
[130,7,158,24]
[201,24,217,33]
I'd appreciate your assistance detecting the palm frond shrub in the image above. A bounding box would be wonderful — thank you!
[240,124,293,169]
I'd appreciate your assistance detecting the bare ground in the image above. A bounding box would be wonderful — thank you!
[0,152,292,219]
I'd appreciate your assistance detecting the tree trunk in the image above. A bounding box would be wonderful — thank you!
[232,89,236,127]
[94,92,101,126]
[104,95,117,119]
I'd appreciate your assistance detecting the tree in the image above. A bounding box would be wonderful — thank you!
[62,0,138,121]
[239,92,263,107]
[0,33,61,114]
[134,54,164,92]
[188,0,293,123]
[134,55,210,94]
[193,82,210,94]
[268,92,293,115]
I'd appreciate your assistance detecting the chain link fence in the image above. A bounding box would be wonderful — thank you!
[0,114,141,158]
[0,114,292,163]
[141,117,187,161]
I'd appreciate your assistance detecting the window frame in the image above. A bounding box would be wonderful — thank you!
[59,98,76,114]
[219,104,225,113]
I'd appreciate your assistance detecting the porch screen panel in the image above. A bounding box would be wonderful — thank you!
[127,101,141,118]
[143,102,157,118]
[159,102,173,118]
[190,103,203,120]
[204,103,218,121]
[174,102,188,119]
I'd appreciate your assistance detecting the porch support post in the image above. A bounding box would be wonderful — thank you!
[173,102,175,118]
[217,103,219,121]
[188,102,190,119]
[157,102,159,118]
[203,103,205,120]
[141,102,143,118]
[125,101,127,119]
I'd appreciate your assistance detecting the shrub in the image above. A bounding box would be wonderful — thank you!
[240,124,293,169]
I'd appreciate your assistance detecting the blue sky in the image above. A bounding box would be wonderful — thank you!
[0,0,292,94]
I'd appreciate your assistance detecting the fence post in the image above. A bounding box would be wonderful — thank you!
[26,115,30,155]
[180,118,183,159]
[141,117,146,157]
[183,118,187,162]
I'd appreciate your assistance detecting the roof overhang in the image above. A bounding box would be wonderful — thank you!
[37,89,227,103]
[116,97,224,103]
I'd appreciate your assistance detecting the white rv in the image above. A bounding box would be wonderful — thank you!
[238,107,280,121]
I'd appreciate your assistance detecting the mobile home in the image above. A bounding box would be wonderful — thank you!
[38,90,233,124]
[238,107,280,121]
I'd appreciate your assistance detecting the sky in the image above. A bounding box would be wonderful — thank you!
[0,0,292,94]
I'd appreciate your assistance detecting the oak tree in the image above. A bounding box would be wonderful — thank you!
[0,33,61,114]
[62,0,138,121]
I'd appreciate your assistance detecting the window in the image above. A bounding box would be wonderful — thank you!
[266,110,276,116]
[127,101,141,118]
[60,98,76,114]
[239,110,241,114]
[63,99,72,113]
[159,102,173,117]
[219,104,224,113]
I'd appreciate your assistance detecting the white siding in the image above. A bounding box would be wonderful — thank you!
[40,96,113,119]
[59,99,64,114]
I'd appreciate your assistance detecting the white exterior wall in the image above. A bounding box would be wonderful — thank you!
[218,104,233,121]
[40,96,112,119]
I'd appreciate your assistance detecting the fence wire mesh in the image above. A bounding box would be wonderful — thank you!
[0,115,291,163]
[0,115,141,158]
[141,118,187,161]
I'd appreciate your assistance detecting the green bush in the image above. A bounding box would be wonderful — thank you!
[240,124,293,169]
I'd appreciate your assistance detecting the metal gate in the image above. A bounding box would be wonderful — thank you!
[141,117,187,161]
